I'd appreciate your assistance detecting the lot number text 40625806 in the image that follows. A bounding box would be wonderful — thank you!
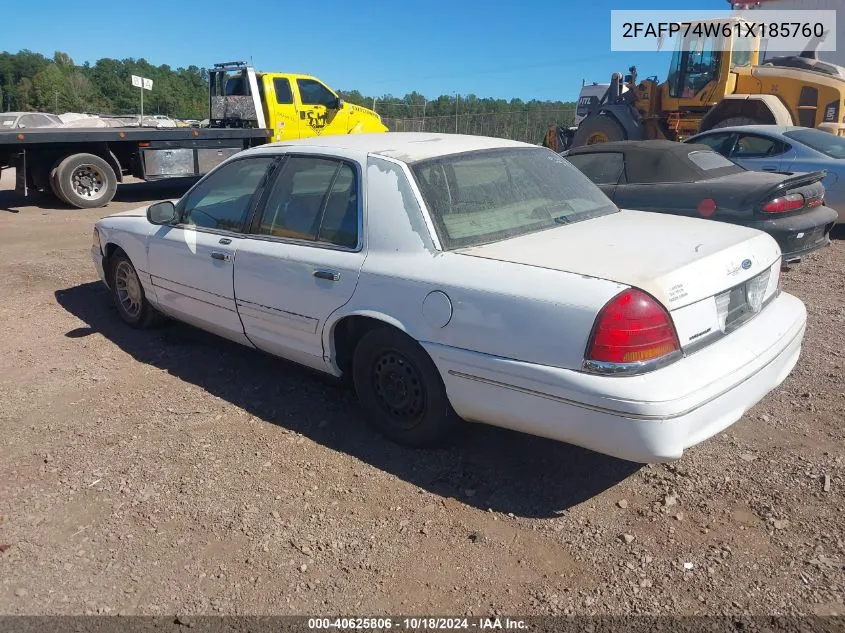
[307,617,529,630]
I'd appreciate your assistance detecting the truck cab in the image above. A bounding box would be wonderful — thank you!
[209,62,387,142]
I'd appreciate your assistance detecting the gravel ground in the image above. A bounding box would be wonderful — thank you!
[0,169,843,617]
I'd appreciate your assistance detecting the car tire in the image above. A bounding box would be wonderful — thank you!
[352,326,458,447]
[710,116,760,129]
[109,251,160,329]
[55,153,117,209]
[572,114,626,147]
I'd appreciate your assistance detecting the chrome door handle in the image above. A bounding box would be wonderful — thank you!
[210,251,231,262]
[313,270,340,281]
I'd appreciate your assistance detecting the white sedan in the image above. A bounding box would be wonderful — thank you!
[91,133,806,463]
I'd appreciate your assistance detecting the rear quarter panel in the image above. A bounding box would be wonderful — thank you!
[613,172,803,221]
[346,251,628,371]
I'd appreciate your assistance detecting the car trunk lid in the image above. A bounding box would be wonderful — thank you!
[456,209,782,350]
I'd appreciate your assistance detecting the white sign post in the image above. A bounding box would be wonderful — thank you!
[131,75,153,125]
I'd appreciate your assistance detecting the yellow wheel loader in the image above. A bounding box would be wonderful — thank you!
[569,18,845,148]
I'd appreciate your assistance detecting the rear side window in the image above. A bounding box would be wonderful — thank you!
[274,78,293,105]
[256,157,359,248]
[565,153,625,185]
[687,150,737,171]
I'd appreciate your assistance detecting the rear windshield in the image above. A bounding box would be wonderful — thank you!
[784,128,845,159]
[687,150,736,170]
[0,116,17,128]
[410,148,617,250]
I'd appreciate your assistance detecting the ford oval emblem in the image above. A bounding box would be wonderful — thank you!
[741,259,752,270]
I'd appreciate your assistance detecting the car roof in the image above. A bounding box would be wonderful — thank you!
[566,140,744,183]
[248,132,536,163]
[567,139,698,154]
[0,112,56,118]
[691,125,804,136]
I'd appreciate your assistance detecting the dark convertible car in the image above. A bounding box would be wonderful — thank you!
[563,141,837,262]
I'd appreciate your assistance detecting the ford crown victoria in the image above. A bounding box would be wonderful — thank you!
[91,133,807,463]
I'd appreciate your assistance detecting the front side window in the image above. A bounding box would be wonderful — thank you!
[411,148,617,250]
[297,79,336,107]
[668,33,722,98]
[564,152,625,185]
[178,157,274,232]
[256,156,359,248]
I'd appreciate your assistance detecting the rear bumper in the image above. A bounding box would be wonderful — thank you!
[738,205,838,259]
[424,292,806,463]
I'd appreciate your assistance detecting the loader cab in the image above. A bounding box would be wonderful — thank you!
[662,20,759,111]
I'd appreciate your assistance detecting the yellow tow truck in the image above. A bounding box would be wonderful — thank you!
[0,61,388,210]
[209,61,387,141]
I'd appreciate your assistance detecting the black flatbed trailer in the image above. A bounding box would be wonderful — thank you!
[0,126,271,208]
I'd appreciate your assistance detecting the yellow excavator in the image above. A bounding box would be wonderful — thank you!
[564,16,845,149]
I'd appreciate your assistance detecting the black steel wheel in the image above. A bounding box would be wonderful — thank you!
[352,326,458,447]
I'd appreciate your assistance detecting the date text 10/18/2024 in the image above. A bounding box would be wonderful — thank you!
[308,617,529,630]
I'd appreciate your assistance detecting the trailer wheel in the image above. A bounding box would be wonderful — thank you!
[572,115,626,147]
[55,153,117,209]
[49,158,71,205]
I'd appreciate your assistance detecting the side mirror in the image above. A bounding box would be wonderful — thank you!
[332,97,344,110]
[147,200,177,225]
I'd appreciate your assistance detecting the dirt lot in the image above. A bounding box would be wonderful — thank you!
[0,168,843,617]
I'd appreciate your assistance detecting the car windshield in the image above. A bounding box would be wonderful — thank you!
[0,115,17,128]
[783,128,845,159]
[410,148,617,250]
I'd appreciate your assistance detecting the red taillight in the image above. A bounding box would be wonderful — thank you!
[586,289,681,365]
[697,198,717,217]
[762,193,804,213]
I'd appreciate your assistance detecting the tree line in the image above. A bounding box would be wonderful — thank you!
[0,50,209,119]
[0,49,575,122]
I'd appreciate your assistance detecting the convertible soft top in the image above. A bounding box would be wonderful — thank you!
[566,140,745,184]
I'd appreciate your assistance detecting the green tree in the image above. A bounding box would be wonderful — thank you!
[32,64,68,112]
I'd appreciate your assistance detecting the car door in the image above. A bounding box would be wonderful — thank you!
[295,78,348,138]
[563,152,625,200]
[234,154,365,370]
[264,76,299,141]
[728,132,792,172]
[146,156,276,345]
